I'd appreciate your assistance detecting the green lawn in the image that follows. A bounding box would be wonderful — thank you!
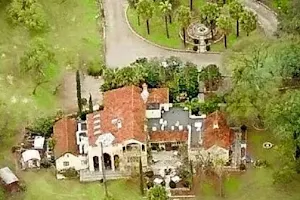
[0,0,103,113]
[126,1,261,52]
[6,170,142,200]
[198,129,300,200]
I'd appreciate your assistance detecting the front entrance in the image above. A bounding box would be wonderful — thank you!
[93,156,99,171]
[103,153,112,170]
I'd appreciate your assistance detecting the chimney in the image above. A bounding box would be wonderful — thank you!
[141,83,149,103]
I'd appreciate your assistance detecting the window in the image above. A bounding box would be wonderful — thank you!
[142,145,145,152]
[63,161,69,166]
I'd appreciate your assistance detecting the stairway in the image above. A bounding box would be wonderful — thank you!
[80,170,130,182]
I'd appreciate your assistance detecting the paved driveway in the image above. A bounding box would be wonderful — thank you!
[243,0,278,37]
[103,0,222,68]
[103,0,278,69]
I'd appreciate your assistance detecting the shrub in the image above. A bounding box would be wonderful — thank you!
[147,181,154,189]
[81,98,87,106]
[40,159,52,168]
[239,163,246,171]
[7,0,47,31]
[27,116,55,138]
[254,159,269,168]
[60,168,78,178]
[87,61,106,76]
[99,105,104,110]
[145,171,154,178]
[169,180,176,188]
[183,180,191,188]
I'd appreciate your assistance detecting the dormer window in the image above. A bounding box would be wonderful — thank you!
[213,121,219,129]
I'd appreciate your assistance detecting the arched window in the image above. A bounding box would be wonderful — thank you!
[142,144,145,151]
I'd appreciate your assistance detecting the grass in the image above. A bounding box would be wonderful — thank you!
[126,0,263,52]
[197,129,300,200]
[6,170,142,200]
[0,0,102,111]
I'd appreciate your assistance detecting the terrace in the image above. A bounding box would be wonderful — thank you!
[147,107,205,149]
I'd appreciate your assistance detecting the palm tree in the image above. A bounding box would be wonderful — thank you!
[216,15,232,49]
[176,5,192,47]
[229,0,244,37]
[128,0,140,25]
[189,0,193,11]
[240,10,257,36]
[159,1,172,38]
[136,0,154,35]
[200,3,220,39]
[168,0,180,23]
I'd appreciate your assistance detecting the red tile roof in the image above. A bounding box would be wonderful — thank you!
[147,88,169,104]
[88,86,147,145]
[149,130,188,142]
[202,111,234,150]
[53,118,78,158]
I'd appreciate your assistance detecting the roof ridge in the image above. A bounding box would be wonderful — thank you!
[64,118,69,151]
[131,85,134,140]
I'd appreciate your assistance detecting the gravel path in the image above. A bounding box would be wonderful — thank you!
[103,0,278,69]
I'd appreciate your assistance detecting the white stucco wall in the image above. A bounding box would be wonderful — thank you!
[56,153,88,171]
[146,110,161,119]
[146,103,172,119]
[88,139,147,172]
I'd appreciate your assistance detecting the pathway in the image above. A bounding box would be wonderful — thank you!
[103,0,222,69]
[103,0,278,69]
[243,0,278,37]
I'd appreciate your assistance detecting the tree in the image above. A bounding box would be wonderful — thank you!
[136,0,154,35]
[168,0,180,23]
[7,0,47,31]
[139,157,144,195]
[200,3,220,39]
[216,15,232,48]
[76,70,82,116]
[198,64,222,91]
[189,0,193,11]
[179,62,199,99]
[229,0,244,37]
[88,93,93,113]
[20,38,56,94]
[128,0,140,25]
[240,10,257,36]
[176,6,192,46]
[147,185,168,200]
[225,43,280,125]
[20,38,55,78]
[27,116,55,138]
[278,0,300,35]
[159,1,172,38]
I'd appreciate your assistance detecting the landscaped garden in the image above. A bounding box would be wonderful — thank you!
[126,0,260,52]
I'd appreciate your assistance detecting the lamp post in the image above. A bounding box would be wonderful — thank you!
[100,142,108,197]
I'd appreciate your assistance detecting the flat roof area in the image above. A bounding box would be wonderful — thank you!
[147,107,203,147]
